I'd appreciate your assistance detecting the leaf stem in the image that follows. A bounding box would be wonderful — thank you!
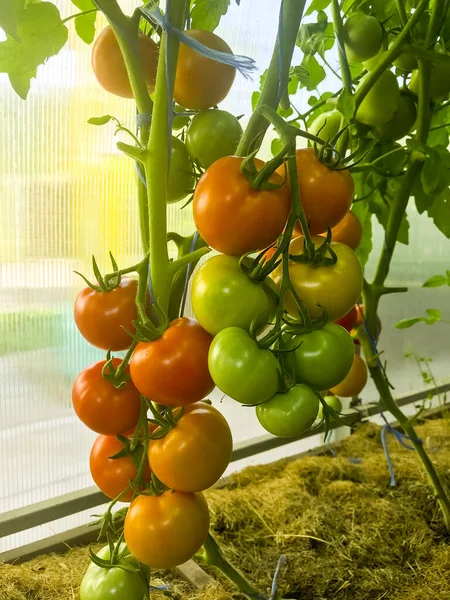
[331,0,352,93]
[62,8,98,24]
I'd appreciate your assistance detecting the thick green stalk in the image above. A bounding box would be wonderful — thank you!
[236,0,307,156]
[331,0,352,93]
[201,534,266,600]
[144,0,189,315]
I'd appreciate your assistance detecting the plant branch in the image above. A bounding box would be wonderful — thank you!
[170,246,211,274]
[331,0,352,93]
[62,8,98,24]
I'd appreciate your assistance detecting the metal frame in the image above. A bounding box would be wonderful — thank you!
[1,380,449,564]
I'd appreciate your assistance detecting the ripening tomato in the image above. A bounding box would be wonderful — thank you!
[410,59,450,101]
[90,432,151,502]
[335,305,358,332]
[191,255,277,336]
[124,491,210,569]
[74,277,138,351]
[277,148,353,235]
[130,318,214,406]
[174,30,236,109]
[72,359,140,435]
[148,403,232,492]
[374,94,417,141]
[326,210,362,250]
[194,156,291,255]
[330,354,368,397]
[271,236,363,321]
[92,26,158,98]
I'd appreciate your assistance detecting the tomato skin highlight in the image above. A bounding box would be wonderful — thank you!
[289,323,355,391]
[72,359,140,435]
[208,327,280,405]
[130,317,214,406]
[330,354,368,398]
[124,491,210,569]
[277,148,353,235]
[327,210,362,250]
[271,236,363,321]
[149,403,232,492]
[256,385,319,438]
[74,277,138,351]
[192,254,277,336]
[174,30,236,110]
[89,433,151,502]
[92,26,158,98]
[80,544,148,600]
[194,156,291,256]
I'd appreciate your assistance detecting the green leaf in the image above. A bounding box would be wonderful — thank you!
[412,177,434,214]
[299,54,326,91]
[71,0,96,44]
[8,67,36,98]
[191,0,230,31]
[352,201,372,267]
[395,317,427,329]
[271,138,283,157]
[251,91,260,112]
[88,115,115,125]
[0,0,20,41]
[305,0,332,15]
[428,188,450,239]
[425,308,441,322]
[0,2,68,98]
[423,275,447,288]
[421,146,450,197]
[336,88,355,121]
[296,13,334,57]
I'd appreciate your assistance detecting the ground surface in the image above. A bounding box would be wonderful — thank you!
[1,415,450,600]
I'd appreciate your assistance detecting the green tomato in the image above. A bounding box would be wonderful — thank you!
[343,12,383,63]
[256,385,319,438]
[308,110,342,142]
[289,323,355,391]
[317,395,343,420]
[80,544,148,600]
[208,327,280,405]
[186,109,243,168]
[409,59,450,101]
[393,50,418,73]
[355,70,400,126]
[363,45,388,71]
[167,136,195,203]
[374,94,417,140]
[172,104,190,130]
[192,254,277,336]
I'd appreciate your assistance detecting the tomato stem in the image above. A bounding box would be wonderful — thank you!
[331,0,353,94]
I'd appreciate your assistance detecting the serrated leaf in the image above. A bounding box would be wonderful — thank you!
[299,54,326,91]
[191,0,230,32]
[425,308,441,321]
[0,2,68,97]
[88,115,116,125]
[336,88,355,121]
[352,201,372,267]
[428,187,450,239]
[0,0,20,41]
[71,0,97,44]
[305,0,332,15]
[423,275,447,288]
[395,317,427,329]
[296,14,334,58]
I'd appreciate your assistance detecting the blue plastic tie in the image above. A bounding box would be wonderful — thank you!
[270,555,287,600]
[180,231,199,317]
[140,5,257,80]
[380,412,422,487]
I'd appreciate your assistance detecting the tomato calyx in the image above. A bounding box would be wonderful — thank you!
[240,148,288,191]
[74,253,125,293]
[89,541,141,574]
[101,350,133,389]
[288,228,338,267]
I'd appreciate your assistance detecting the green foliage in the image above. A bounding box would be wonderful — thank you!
[190,0,231,31]
[0,1,68,99]
[296,11,334,58]
[70,0,97,44]
[352,201,372,266]
[395,308,442,329]
[423,272,450,287]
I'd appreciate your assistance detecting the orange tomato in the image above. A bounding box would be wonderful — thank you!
[327,210,362,249]
[330,354,368,397]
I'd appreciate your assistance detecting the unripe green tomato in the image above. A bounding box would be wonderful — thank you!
[308,110,342,142]
[172,104,190,130]
[343,12,383,63]
[167,136,195,203]
[186,109,243,169]
[355,70,400,126]
[409,59,450,101]
[363,47,388,72]
[374,94,417,140]
[393,50,418,72]
[317,395,343,420]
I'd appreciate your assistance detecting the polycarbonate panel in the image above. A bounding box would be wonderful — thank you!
[1,0,450,554]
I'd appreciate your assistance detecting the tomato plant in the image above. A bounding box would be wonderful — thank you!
[330,354,368,398]
[89,432,151,502]
[72,359,140,435]
[194,156,291,255]
[256,385,320,438]
[192,254,277,336]
[287,323,355,391]
[208,327,281,405]
[186,109,243,168]
[80,544,148,600]
[148,402,232,492]
[74,277,138,351]
[271,236,363,321]
[174,29,236,109]
[124,491,210,569]
[167,136,195,203]
[375,94,417,141]
[277,148,353,235]
[409,58,450,101]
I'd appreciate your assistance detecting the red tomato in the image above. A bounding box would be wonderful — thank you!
[148,403,232,492]
[193,156,291,256]
[72,359,140,435]
[124,491,210,569]
[277,148,354,235]
[130,318,214,406]
[74,277,138,351]
[90,431,151,502]
[334,306,358,332]
[327,210,362,250]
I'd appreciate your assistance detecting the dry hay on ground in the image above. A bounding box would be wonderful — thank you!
[2,416,450,599]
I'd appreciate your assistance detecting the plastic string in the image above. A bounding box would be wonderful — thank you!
[180,231,200,317]
[380,412,422,487]
[270,555,287,600]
